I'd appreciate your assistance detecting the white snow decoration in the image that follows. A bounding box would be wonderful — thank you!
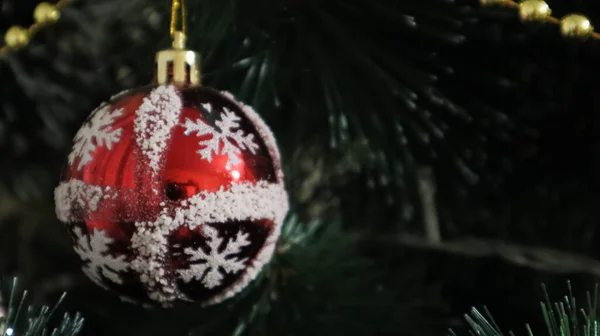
[68,104,124,171]
[73,227,128,286]
[171,180,288,229]
[54,180,115,222]
[184,106,259,168]
[130,219,182,304]
[220,91,284,183]
[134,85,182,174]
[178,226,251,288]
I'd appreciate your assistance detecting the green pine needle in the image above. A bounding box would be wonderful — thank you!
[451,282,600,336]
[0,278,83,336]
[153,0,479,208]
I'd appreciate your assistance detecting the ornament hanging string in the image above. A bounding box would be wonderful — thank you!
[170,0,187,38]
[0,0,72,59]
[481,0,600,39]
[156,0,199,84]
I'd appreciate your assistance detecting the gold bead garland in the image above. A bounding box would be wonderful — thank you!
[34,2,61,24]
[560,14,594,38]
[4,27,29,48]
[519,0,551,21]
[1,1,71,58]
[481,0,600,39]
[1,0,596,57]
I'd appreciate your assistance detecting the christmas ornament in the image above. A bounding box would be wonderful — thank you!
[54,0,288,307]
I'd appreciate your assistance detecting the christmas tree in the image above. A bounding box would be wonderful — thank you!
[2,0,600,335]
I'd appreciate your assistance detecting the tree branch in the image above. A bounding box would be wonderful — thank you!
[381,234,600,277]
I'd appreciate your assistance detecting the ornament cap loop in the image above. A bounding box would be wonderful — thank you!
[155,31,201,86]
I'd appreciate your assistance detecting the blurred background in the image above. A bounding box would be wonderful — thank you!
[2,0,600,335]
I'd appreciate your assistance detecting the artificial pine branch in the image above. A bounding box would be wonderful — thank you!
[1,0,515,231]
[0,277,83,336]
[178,0,481,217]
[433,1,600,245]
[381,234,600,278]
[451,283,600,336]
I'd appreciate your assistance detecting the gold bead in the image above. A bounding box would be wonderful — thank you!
[4,26,29,48]
[560,14,594,38]
[34,2,60,24]
[519,0,551,21]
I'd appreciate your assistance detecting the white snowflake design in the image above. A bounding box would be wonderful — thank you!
[68,104,124,171]
[183,104,259,168]
[72,227,129,287]
[177,225,251,289]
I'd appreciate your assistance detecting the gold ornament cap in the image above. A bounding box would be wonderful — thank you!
[154,31,201,86]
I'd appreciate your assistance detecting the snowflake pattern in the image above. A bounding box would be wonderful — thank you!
[68,104,123,171]
[177,225,251,289]
[73,227,129,287]
[183,104,259,168]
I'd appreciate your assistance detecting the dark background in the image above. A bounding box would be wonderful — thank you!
[2,0,600,335]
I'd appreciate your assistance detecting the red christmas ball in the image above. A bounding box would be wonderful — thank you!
[55,84,289,307]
